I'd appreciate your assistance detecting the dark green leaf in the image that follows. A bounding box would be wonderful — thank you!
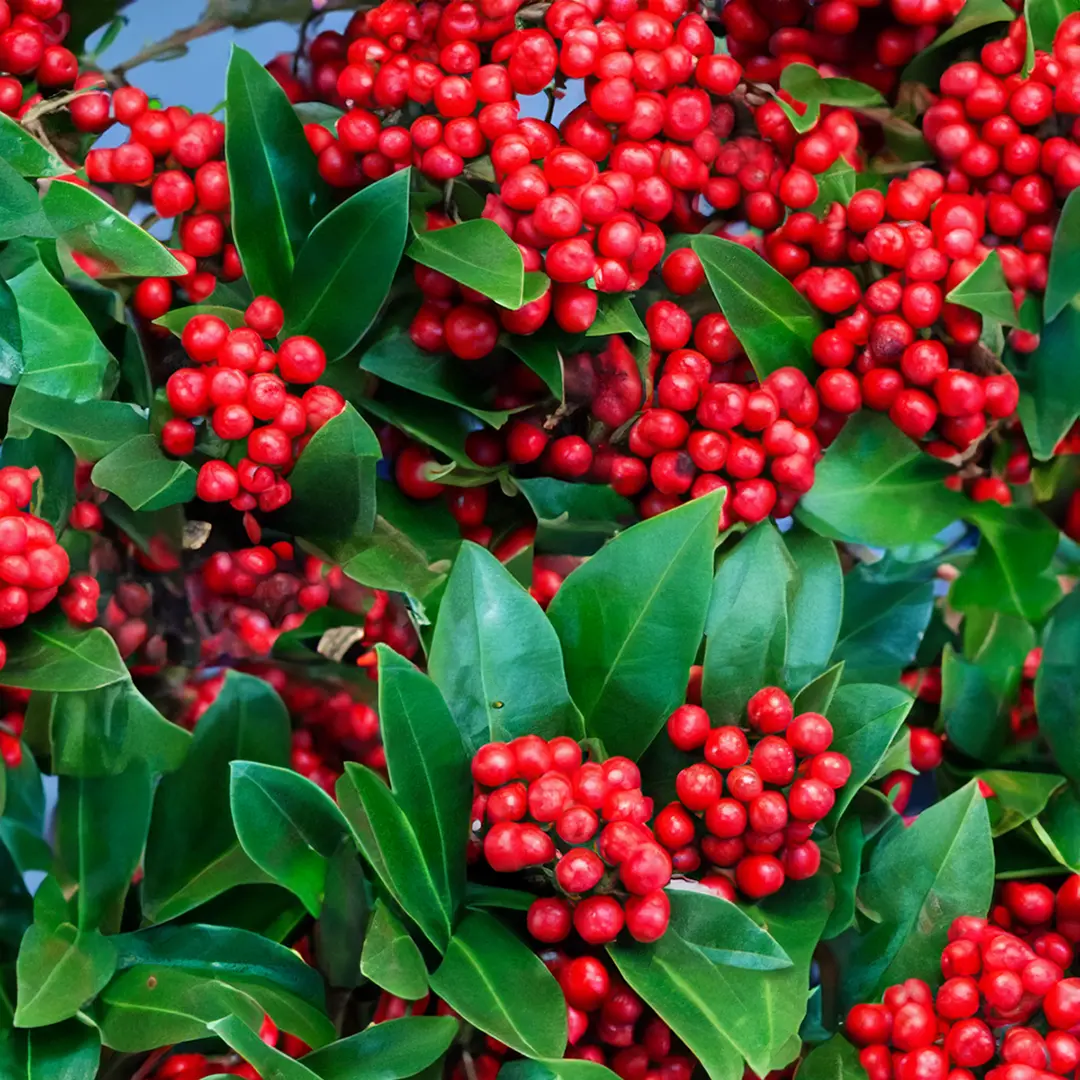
[230,762,350,917]
[1036,591,1080,788]
[56,762,152,933]
[0,157,52,242]
[514,477,636,556]
[702,522,793,723]
[337,764,452,950]
[796,412,965,546]
[586,294,649,344]
[360,388,490,467]
[317,842,370,989]
[285,169,410,360]
[210,1015,321,1080]
[430,911,566,1058]
[499,1060,621,1080]
[26,1019,100,1080]
[42,182,185,278]
[795,1034,863,1080]
[779,64,885,132]
[792,661,845,718]
[409,219,526,309]
[0,744,48,875]
[275,404,380,547]
[300,1015,458,1080]
[902,0,1015,82]
[360,328,511,427]
[1017,300,1080,460]
[979,770,1065,836]
[0,275,21,384]
[840,782,993,1008]
[2,431,74,531]
[143,672,291,923]
[0,114,66,177]
[8,387,146,462]
[154,305,247,337]
[1046,187,1080,322]
[810,160,856,215]
[691,235,821,378]
[784,530,843,691]
[503,328,565,399]
[548,492,721,760]
[429,542,583,755]
[822,813,864,939]
[361,900,429,999]
[225,46,320,300]
[945,251,1018,325]
[91,435,197,512]
[665,888,792,971]
[0,622,127,692]
[1033,784,1080,873]
[465,882,536,911]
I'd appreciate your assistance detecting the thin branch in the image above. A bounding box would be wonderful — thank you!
[110,16,227,77]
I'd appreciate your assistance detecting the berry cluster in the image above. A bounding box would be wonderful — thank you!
[662,685,850,898]
[162,298,344,517]
[471,735,675,944]
[845,875,1080,1080]
[146,1015,307,1080]
[0,0,76,109]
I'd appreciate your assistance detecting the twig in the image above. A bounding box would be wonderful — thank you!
[110,16,227,77]
[131,1048,170,1080]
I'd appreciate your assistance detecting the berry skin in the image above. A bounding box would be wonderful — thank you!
[667,704,710,751]
[277,337,327,383]
[747,687,794,734]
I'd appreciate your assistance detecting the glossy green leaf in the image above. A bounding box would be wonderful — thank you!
[1017,300,1080,460]
[275,403,380,548]
[841,782,993,1008]
[548,492,721,760]
[429,542,583,755]
[337,764,452,951]
[500,1061,621,1080]
[0,622,127,692]
[300,1015,458,1080]
[832,565,934,685]
[4,256,116,402]
[361,328,511,428]
[902,0,1015,82]
[779,64,885,131]
[56,762,152,933]
[154,305,247,336]
[702,521,793,723]
[942,615,1034,761]
[795,1034,863,1080]
[586,294,649,344]
[502,327,565,399]
[810,159,856,214]
[793,662,845,717]
[143,672,292,923]
[0,743,48,875]
[430,911,566,1058]
[0,157,51,242]
[514,477,636,556]
[465,882,536,911]
[946,251,1018,325]
[0,275,21,385]
[91,435,197,512]
[42,182,186,278]
[822,813,864,939]
[317,841,370,990]
[210,1015,321,1080]
[0,113,66,177]
[1026,0,1080,70]
[375,646,471,917]
[26,1019,100,1080]
[359,388,491,468]
[8,388,145,463]
[665,889,792,971]
[361,900,429,999]
[979,770,1066,836]
[783,529,843,690]
[691,235,821,378]
[231,762,350,917]
[2,430,74,531]
[286,168,410,360]
[1033,784,1080,873]
[796,412,965,546]
[825,683,912,828]
[1046,187,1080,322]
[409,219,526,309]
[225,46,320,300]
[1036,591,1080,788]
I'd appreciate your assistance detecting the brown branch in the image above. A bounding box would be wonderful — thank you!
[109,16,228,77]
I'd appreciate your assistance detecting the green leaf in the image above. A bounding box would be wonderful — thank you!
[0,275,21,385]
[691,235,821,378]
[429,911,566,1058]
[360,328,511,427]
[225,46,320,300]
[0,744,48,875]
[26,1020,100,1080]
[824,683,912,828]
[823,813,864,939]
[1017,300,1080,460]
[784,530,843,691]
[810,160,856,215]
[154,305,247,337]
[0,157,52,243]
[337,764,452,951]
[285,168,410,361]
[1033,784,1080,873]
[56,762,152,933]
[548,492,721,760]
[0,114,66,177]
[665,889,793,971]
[503,328,565,399]
[230,762,351,917]
[428,542,583,755]
[4,255,115,402]
[465,882,536,911]
[142,671,291,923]
[979,770,1066,836]
[375,646,471,918]
[779,64,885,132]
[409,219,526,309]
[793,662,845,717]
[359,388,492,468]
[1046,187,1080,322]
[300,1015,458,1080]
[42,182,185,278]
[91,435,197,512]
[1036,591,1080,788]
[832,566,934,685]
[702,522,793,723]
[586,294,649,344]
[796,412,965,546]
[210,1015,321,1080]
[0,622,127,692]
[902,0,1015,82]
[361,900,429,999]
[275,403,380,547]
[2,430,74,531]
[8,387,145,462]
[317,841,370,990]
[946,251,1018,326]
[841,782,993,1008]
[499,1061,620,1080]
[514,477,636,557]
[1026,0,1080,73]
[942,615,1034,761]
[795,1034,863,1080]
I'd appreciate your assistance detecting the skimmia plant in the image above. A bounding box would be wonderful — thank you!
[1,0,1080,1076]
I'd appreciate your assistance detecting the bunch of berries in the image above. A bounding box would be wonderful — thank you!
[845,875,1080,1080]
[471,735,675,944]
[551,950,697,1076]
[146,1015,307,1080]
[162,297,344,517]
[661,685,850,899]
[0,0,77,111]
